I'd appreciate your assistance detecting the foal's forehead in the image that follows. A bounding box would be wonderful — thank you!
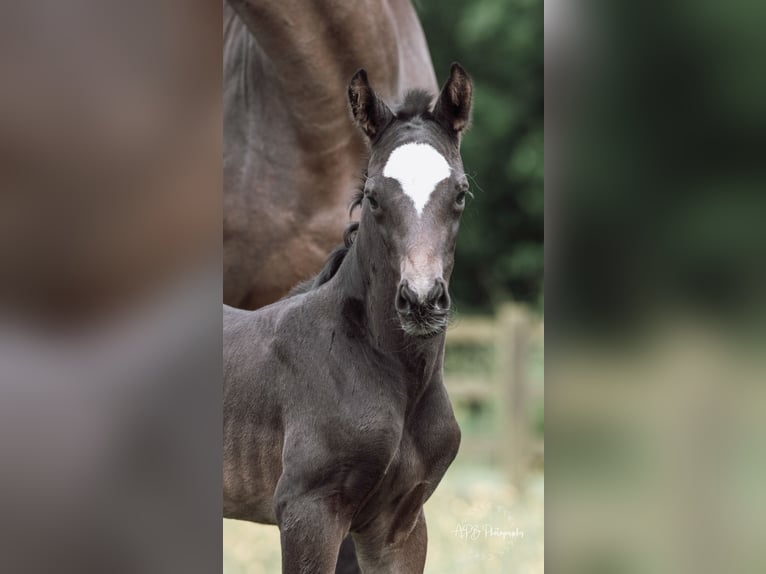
[368,119,463,215]
[381,142,451,215]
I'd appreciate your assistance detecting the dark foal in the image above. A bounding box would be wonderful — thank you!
[223,64,473,573]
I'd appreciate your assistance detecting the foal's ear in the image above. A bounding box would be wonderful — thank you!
[348,69,393,141]
[433,63,473,137]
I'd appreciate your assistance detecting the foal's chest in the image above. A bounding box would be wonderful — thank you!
[352,386,461,534]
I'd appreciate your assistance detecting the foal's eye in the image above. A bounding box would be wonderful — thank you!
[366,195,379,210]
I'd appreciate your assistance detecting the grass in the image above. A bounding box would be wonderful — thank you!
[223,465,543,573]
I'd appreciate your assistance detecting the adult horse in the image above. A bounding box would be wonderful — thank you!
[223,64,473,573]
[224,0,438,310]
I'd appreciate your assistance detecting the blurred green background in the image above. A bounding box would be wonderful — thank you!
[548,2,766,574]
[418,0,544,313]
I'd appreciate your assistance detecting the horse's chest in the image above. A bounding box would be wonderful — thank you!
[353,403,461,535]
[388,419,459,490]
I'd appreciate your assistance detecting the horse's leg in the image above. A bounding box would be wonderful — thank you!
[275,493,350,574]
[352,511,428,574]
[335,534,361,574]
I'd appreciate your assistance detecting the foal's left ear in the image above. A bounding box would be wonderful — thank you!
[348,69,394,141]
[433,63,473,138]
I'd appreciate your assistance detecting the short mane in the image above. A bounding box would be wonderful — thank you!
[394,89,435,121]
[286,222,359,297]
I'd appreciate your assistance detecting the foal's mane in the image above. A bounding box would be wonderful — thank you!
[394,89,435,122]
[287,221,359,297]
[286,89,436,298]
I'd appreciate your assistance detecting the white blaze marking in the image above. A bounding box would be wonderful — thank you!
[383,143,450,216]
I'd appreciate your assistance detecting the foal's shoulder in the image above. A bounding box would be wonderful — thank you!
[223,293,334,347]
[223,302,280,341]
[223,304,249,331]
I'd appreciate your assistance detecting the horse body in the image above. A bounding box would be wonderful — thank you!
[224,65,473,573]
[223,0,437,309]
[224,264,461,573]
[223,288,460,532]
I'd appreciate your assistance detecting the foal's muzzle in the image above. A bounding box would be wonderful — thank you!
[395,278,451,337]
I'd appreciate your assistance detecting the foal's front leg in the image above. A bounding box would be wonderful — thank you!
[275,488,350,574]
[353,510,428,574]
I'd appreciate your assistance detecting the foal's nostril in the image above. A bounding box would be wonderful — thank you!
[427,279,451,310]
[397,279,450,314]
[426,281,443,306]
[396,281,417,314]
[438,290,451,310]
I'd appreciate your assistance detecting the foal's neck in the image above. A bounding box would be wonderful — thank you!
[337,225,446,384]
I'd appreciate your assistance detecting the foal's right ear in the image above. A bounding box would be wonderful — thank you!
[348,69,393,141]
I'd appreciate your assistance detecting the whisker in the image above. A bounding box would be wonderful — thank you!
[465,172,485,195]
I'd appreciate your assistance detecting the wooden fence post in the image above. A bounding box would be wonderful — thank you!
[496,304,530,491]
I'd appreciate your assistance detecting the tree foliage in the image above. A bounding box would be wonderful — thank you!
[416,0,543,312]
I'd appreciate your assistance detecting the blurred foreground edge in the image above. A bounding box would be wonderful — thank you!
[547,1,766,573]
[0,1,222,573]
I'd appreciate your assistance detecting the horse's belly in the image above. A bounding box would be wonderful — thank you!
[223,424,283,524]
